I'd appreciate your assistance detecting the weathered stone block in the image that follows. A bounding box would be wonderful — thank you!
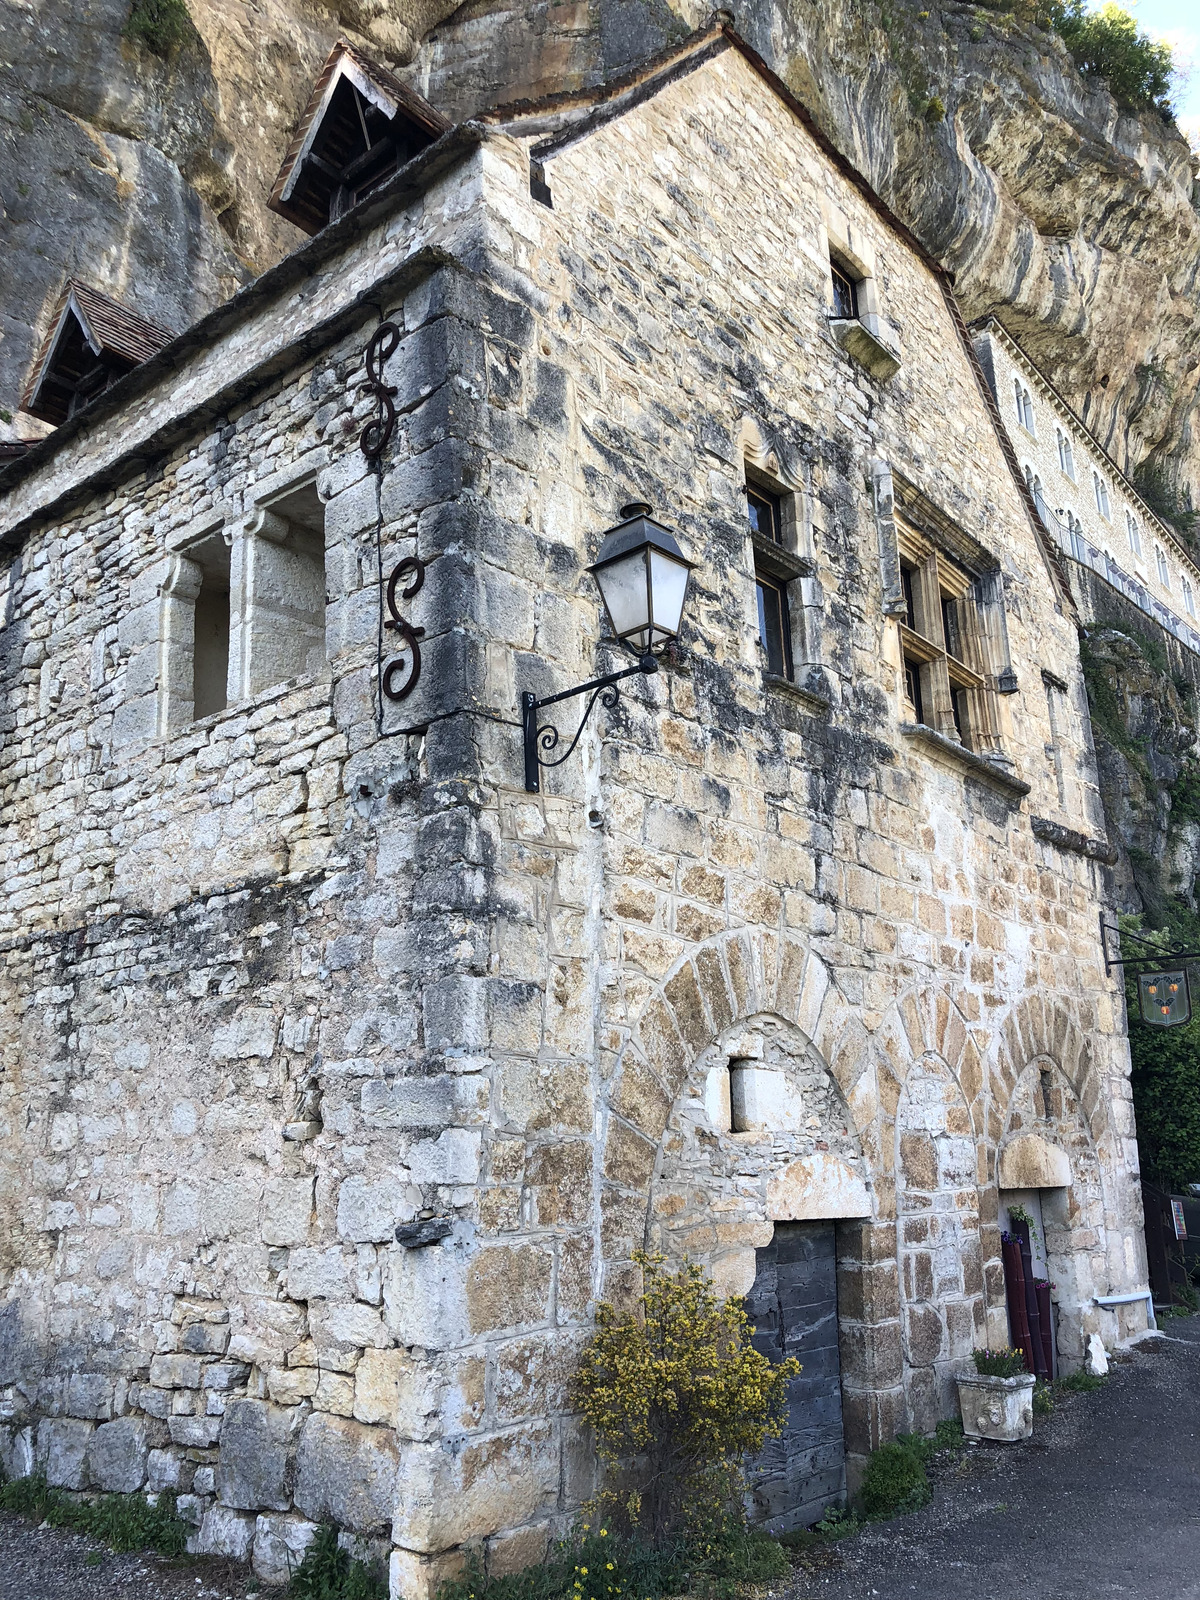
[217,1399,303,1512]
[150,1354,204,1389]
[337,1174,414,1243]
[393,1424,557,1551]
[466,1244,554,1335]
[85,1417,148,1493]
[254,1513,320,1585]
[294,1412,400,1534]
[147,1447,182,1492]
[383,1243,468,1350]
[196,1504,256,1561]
[169,1414,222,1447]
[287,1247,352,1301]
[182,1321,230,1356]
[37,1418,93,1489]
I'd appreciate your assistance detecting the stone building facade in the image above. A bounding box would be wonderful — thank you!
[0,22,1150,1593]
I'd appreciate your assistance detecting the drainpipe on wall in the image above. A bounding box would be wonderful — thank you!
[1093,1289,1157,1332]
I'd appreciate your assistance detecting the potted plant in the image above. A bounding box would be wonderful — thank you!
[956,1348,1035,1442]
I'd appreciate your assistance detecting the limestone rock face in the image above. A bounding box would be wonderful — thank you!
[3,0,1199,506]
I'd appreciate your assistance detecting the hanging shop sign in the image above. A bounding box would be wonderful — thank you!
[1138,969,1191,1028]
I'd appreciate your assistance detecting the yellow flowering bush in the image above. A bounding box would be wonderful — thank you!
[574,1253,800,1539]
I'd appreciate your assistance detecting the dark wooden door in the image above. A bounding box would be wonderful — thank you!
[744,1220,846,1531]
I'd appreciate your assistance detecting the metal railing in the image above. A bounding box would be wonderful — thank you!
[1042,508,1200,657]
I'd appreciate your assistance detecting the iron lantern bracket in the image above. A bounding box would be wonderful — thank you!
[522,653,658,793]
[1099,916,1200,970]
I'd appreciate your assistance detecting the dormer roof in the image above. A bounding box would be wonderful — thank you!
[22,281,172,427]
[267,40,451,235]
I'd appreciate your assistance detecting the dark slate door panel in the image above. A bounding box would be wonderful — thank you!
[744,1220,846,1531]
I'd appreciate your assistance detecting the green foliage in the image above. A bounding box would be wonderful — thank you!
[858,1442,930,1519]
[1055,1368,1106,1393]
[437,1526,787,1600]
[1133,462,1199,543]
[574,1253,799,1540]
[972,1347,1028,1378]
[0,1474,188,1557]
[124,0,193,56]
[923,95,946,123]
[1032,1379,1055,1415]
[1041,0,1175,113]
[1169,762,1200,826]
[288,1525,387,1599]
[1127,1014,1200,1188]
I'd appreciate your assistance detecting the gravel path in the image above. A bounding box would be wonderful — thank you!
[789,1316,1200,1600]
[0,1514,255,1599]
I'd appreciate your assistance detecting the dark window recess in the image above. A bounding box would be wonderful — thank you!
[756,574,793,680]
[747,484,783,545]
[830,261,859,321]
[903,657,924,724]
[529,160,553,208]
[900,564,917,631]
[950,686,967,740]
[21,282,172,428]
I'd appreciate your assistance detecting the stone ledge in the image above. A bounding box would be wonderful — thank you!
[830,316,902,381]
[1030,814,1118,864]
[764,673,833,714]
[900,722,1031,798]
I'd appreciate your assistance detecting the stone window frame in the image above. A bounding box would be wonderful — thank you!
[1156,543,1171,590]
[1055,426,1075,481]
[1013,379,1036,437]
[1093,470,1111,521]
[153,463,331,739]
[1125,510,1142,557]
[737,419,822,699]
[893,514,1008,761]
[818,206,901,380]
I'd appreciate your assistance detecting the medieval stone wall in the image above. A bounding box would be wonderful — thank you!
[0,43,1152,1594]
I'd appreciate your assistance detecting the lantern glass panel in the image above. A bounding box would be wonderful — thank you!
[648,547,690,644]
[595,548,651,646]
[1138,969,1191,1028]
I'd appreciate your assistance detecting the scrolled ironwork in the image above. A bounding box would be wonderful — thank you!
[522,655,656,793]
[360,321,401,463]
[381,553,426,703]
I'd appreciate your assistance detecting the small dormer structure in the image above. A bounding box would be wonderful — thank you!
[267,40,451,235]
[22,282,172,427]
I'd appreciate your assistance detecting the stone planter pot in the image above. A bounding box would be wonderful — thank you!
[956,1371,1036,1442]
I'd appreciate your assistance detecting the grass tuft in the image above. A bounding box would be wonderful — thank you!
[0,1473,189,1557]
[288,1524,388,1599]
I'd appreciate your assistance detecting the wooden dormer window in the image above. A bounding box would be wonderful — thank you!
[268,41,451,235]
[21,282,171,428]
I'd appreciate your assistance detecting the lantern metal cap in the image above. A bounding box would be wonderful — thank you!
[587,503,696,575]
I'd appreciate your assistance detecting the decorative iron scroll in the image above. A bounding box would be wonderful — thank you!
[360,321,400,463]
[382,555,426,702]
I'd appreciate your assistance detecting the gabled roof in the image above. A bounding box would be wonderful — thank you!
[268,39,452,234]
[22,281,173,424]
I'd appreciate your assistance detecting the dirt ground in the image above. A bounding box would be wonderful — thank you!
[3,1319,1198,1600]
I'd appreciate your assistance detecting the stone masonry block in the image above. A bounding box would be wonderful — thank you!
[337,1173,416,1243]
[287,1247,352,1301]
[295,1412,400,1534]
[392,1424,557,1551]
[466,1244,553,1336]
[37,1418,93,1489]
[254,1513,320,1585]
[218,1399,304,1512]
[422,977,487,1055]
[261,1177,315,1247]
[85,1417,149,1493]
[196,1505,256,1561]
[383,1243,468,1350]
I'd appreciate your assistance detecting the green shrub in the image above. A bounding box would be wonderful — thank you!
[1055,1369,1106,1393]
[436,1525,787,1600]
[1041,1,1175,113]
[0,1474,188,1557]
[124,0,193,56]
[1032,1380,1055,1415]
[858,1442,930,1519]
[574,1253,798,1540]
[923,95,946,122]
[972,1347,1028,1378]
[288,1525,387,1598]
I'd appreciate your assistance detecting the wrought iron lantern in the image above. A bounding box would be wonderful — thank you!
[588,503,694,656]
[1138,970,1191,1028]
[522,503,695,793]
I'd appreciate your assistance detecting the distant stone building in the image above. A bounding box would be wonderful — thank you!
[0,21,1151,1594]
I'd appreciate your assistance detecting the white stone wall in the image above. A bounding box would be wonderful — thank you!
[0,38,1152,1590]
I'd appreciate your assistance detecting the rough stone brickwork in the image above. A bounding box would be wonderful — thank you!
[0,26,1149,1594]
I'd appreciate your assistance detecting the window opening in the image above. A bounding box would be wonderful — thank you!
[830,260,859,321]
[1057,429,1075,480]
[756,574,793,680]
[903,657,924,725]
[1156,545,1170,589]
[901,565,918,631]
[186,532,232,722]
[1014,382,1035,434]
[240,483,329,699]
[1043,674,1066,809]
[1185,578,1195,619]
[896,529,1000,755]
[1093,471,1111,519]
[747,484,782,545]
[1126,511,1142,556]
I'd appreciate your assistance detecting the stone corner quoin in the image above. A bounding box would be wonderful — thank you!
[0,33,1147,1593]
